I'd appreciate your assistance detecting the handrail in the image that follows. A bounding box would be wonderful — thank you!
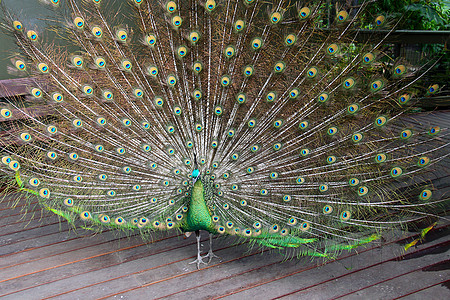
[317,29,450,44]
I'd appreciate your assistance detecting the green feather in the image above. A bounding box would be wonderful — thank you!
[182,179,215,233]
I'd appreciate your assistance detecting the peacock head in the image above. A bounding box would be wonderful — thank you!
[192,169,200,183]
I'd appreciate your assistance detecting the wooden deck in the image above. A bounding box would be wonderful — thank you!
[0,194,449,300]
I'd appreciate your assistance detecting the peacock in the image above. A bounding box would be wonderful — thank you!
[0,0,449,269]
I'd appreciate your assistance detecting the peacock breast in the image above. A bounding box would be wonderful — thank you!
[183,180,215,233]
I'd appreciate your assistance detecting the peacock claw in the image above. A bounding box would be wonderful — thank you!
[189,254,208,269]
[202,250,220,263]
[189,232,219,268]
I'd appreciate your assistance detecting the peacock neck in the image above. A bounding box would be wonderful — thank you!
[184,179,215,233]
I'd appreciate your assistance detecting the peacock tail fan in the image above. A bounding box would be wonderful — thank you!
[0,0,448,261]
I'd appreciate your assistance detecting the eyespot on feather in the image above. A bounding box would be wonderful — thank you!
[362,53,375,64]
[251,37,263,50]
[336,11,349,22]
[166,1,177,13]
[327,44,339,55]
[15,60,26,71]
[340,211,351,221]
[27,30,38,41]
[189,31,200,44]
[270,11,282,24]
[1,109,12,119]
[91,26,103,38]
[13,21,23,31]
[116,29,128,42]
[299,7,311,19]
[172,16,182,28]
[375,15,386,27]
[37,62,49,73]
[73,17,85,29]
[234,20,245,32]
[205,0,216,12]
[285,34,296,46]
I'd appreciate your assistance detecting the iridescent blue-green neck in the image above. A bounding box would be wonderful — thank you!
[192,168,200,178]
[182,179,215,233]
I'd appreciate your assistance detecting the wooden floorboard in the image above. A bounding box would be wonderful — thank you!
[0,196,449,300]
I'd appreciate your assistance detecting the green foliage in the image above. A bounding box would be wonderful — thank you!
[365,0,449,30]
[404,0,449,30]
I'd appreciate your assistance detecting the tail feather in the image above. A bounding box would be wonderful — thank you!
[0,0,448,259]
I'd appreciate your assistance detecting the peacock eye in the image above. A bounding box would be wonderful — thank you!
[27,30,38,41]
[92,26,103,37]
[74,17,85,29]
[166,1,177,13]
[270,12,282,24]
[116,30,128,42]
[205,0,216,11]
[251,38,262,50]
[172,16,182,28]
[299,7,311,19]
[13,21,23,31]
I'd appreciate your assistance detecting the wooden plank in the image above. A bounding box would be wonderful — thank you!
[1,232,188,298]
[0,229,117,270]
[277,243,449,299]
[396,280,450,300]
[112,226,449,300]
[310,29,450,45]
[0,78,36,98]
[0,198,449,299]
[358,29,450,44]
[0,104,55,123]
[339,260,449,299]
[0,77,52,98]
[48,240,255,300]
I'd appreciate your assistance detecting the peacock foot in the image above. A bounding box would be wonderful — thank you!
[202,249,220,263]
[189,253,208,269]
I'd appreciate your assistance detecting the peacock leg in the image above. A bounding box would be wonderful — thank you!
[189,230,207,269]
[202,233,220,263]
